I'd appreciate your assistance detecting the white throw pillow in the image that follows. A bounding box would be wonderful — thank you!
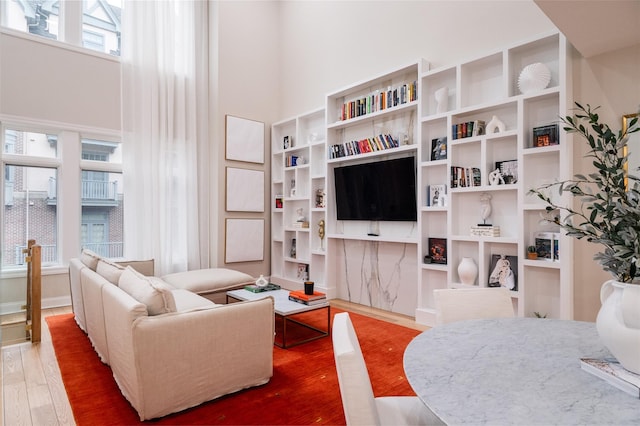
[80,249,101,271]
[96,259,125,285]
[118,267,176,315]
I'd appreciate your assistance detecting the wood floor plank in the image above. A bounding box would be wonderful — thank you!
[3,382,31,426]
[39,342,75,425]
[3,346,25,386]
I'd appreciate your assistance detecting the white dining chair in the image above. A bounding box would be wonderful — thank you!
[332,312,444,426]
[434,287,515,325]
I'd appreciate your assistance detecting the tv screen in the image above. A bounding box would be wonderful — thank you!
[334,156,417,221]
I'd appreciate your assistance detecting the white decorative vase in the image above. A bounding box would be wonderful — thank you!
[458,257,478,286]
[596,280,640,374]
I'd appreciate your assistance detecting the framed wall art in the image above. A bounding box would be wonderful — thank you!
[225,167,264,212]
[225,115,265,164]
[225,218,264,263]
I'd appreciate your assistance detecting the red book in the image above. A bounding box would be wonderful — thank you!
[289,290,326,301]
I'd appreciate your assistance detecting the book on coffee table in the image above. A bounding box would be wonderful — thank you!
[244,283,281,293]
[580,357,640,398]
[289,290,326,301]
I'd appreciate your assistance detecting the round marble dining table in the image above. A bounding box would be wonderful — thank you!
[403,318,640,425]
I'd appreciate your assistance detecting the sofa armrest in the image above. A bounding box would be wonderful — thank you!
[128,297,274,420]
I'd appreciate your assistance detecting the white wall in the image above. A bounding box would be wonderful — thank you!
[0,31,121,130]
[277,0,557,117]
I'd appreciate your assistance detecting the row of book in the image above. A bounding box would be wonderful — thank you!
[452,120,485,140]
[328,133,399,159]
[285,155,302,167]
[451,166,481,188]
[288,290,327,306]
[339,81,417,121]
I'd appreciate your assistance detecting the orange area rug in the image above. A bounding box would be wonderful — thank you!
[47,308,420,425]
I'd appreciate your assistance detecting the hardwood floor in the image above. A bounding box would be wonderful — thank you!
[1,300,428,426]
[2,306,75,426]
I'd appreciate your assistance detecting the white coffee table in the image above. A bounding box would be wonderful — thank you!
[226,288,330,348]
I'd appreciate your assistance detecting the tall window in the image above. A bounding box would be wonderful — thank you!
[2,129,59,267]
[81,138,123,258]
[1,0,122,57]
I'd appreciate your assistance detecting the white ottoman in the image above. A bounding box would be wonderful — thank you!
[162,268,255,304]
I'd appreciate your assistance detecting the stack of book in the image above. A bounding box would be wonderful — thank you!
[288,290,327,306]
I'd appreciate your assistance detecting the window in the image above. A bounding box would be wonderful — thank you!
[81,138,123,258]
[1,126,123,271]
[1,0,122,57]
[2,164,58,266]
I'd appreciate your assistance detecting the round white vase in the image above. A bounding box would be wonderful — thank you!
[458,257,478,286]
[596,280,640,374]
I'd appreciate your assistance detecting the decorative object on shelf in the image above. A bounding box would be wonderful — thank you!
[290,238,297,258]
[297,263,308,280]
[435,86,448,114]
[428,184,447,207]
[457,257,478,286]
[290,178,296,197]
[283,135,290,149]
[495,159,518,184]
[275,195,283,209]
[307,132,320,144]
[529,103,640,373]
[533,124,559,147]
[527,245,538,260]
[479,192,492,225]
[488,254,517,291]
[517,62,551,94]
[318,219,325,251]
[423,255,432,264]
[488,168,505,186]
[296,208,306,222]
[431,137,447,161]
[534,232,554,261]
[428,238,447,264]
[315,188,326,208]
[486,115,506,134]
[255,274,269,288]
[368,220,380,237]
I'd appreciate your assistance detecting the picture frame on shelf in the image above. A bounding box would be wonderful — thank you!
[431,137,447,161]
[428,238,447,264]
[534,232,554,261]
[488,254,518,291]
[532,124,559,148]
[495,160,518,184]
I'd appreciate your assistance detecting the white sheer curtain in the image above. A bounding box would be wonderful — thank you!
[121,0,209,276]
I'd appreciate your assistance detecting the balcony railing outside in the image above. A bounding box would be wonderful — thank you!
[48,177,118,200]
[13,242,123,265]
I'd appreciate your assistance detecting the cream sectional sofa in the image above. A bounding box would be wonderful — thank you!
[68,250,274,421]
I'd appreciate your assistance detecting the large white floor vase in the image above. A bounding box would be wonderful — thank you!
[596,280,640,374]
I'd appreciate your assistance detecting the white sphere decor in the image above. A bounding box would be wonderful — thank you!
[518,62,551,94]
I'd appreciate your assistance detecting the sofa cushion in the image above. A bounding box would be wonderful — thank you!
[162,268,254,294]
[80,249,101,271]
[171,289,218,312]
[118,267,176,315]
[96,259,125,285]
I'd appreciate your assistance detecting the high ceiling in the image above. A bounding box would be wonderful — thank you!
[535,0,640,58]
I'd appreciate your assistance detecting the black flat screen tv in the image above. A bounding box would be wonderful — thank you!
[333,156,417,221]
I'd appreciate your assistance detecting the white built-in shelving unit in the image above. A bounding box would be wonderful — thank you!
[271,31,573,325]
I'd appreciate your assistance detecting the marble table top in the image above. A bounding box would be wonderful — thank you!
[403,318,640,425]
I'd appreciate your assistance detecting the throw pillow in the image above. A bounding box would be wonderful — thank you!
[80,249,101,271]
[96,259,125,285]
[118,267,176,315]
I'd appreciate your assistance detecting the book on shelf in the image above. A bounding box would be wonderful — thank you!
[289,290,326,301]
[496,159,518,184]
[288,295,328,306]
[451,166,481,188]
[328,133,399,159]
[451,120,485,140]
[339,81,417,121]
[580,357,640,398]
[427,184,447,207]
[291,221,310,228]
[431,137,447,161]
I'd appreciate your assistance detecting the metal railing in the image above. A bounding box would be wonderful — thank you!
[48,177,118,200]
[13,242,123,265]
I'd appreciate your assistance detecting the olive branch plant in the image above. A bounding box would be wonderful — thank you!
[528,103,640,283]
